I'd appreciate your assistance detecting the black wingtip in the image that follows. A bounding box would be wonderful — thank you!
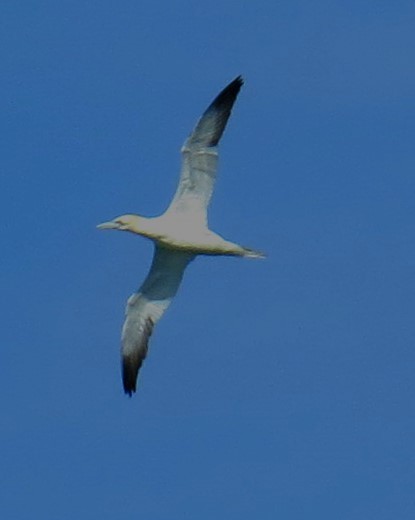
[122,356,141,397]
[232,75,244,88]
[189,75,244,147]
[210,75,244,114]
[121,316,154,397]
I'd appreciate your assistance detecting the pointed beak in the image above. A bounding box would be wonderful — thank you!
[97,221,118,230]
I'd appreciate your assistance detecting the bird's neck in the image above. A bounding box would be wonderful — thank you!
[128,216,162,240]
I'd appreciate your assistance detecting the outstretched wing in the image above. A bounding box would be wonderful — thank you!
[121,246,194,395]
[166,76,243,225]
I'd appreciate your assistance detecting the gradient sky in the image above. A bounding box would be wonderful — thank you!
[2,1,415,519]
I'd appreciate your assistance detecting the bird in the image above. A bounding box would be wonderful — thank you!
[98,76,264,396]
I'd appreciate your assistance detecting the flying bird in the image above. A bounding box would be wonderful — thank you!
[98,76,263,396]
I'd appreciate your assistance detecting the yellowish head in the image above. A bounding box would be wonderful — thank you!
[97,214,144,233]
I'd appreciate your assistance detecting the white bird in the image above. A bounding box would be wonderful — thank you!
[98,76,264,396]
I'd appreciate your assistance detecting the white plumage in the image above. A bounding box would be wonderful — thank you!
[98,76,264,395]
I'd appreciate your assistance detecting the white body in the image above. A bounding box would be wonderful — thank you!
[98,76,263,395]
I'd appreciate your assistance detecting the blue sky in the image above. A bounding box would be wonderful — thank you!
[1,1,415,518]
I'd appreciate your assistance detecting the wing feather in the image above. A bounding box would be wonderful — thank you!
[121,246,194,395]
[166,76,243,223]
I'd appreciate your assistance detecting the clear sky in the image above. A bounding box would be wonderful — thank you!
[1,1,415,518]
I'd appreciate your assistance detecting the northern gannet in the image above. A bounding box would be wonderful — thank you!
[98,76,263,396]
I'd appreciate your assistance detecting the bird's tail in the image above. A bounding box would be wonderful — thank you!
[240,246,266,259]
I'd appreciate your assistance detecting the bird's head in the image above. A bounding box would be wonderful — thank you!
[97,214,144,234]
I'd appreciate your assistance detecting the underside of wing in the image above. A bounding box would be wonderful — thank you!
[121,294,157,396]
[121,246,194,396]
[166,76,243,223]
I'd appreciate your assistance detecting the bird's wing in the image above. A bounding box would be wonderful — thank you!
[121,246,194,395]
[165,76,243,225]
